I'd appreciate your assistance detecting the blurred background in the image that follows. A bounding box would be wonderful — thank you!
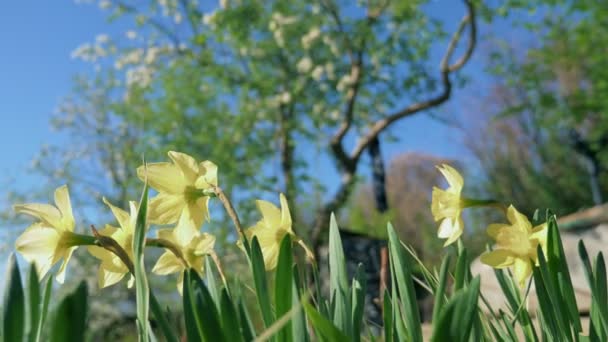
[1,0,607,339]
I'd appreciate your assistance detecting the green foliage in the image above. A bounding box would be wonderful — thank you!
[3,210,608,341]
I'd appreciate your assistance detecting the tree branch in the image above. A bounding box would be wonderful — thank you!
[312,0,477,249]
[351,0,476,162]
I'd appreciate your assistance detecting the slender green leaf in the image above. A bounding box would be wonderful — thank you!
[205,257,221,306]
[50,281,87,342]
[189,269,226,342]
[3,254,24,342]
[387,223,422,342]
[33,277,52,342]
[382,292,393,342]
[328,214,351,336]
[133,181,151,341]
[303,302,349,342]
[237,299,256,342]
[183,270,203,341]
[432,255,451,324]
[291,268,307,342]
[275,234,293,342]
[350,264,366,342]
[26,264,40,342]
[149,290,179,342]
[250,237,274,328]
[220,289,243,342]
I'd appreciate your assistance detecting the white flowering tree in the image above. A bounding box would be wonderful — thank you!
[29,0,478,252]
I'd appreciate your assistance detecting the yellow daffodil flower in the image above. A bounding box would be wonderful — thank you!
[87,198,137,289]
[431,164,466,246]
[14,185,78,283]
[240,193,314,270]
[152,213,216,293]
[137,151,218,228]
[480,205,548,287]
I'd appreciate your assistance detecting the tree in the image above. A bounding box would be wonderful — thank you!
[473,0,608,213]
[15,0,479,256]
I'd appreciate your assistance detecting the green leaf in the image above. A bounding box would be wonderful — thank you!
[291,268,307,342]
[183,270,203,342]
[33,277,52,342]
[453,247,468,291]
[189,270,226,342]
[50,281,87,342]
[236,299,255,342]
[545,215,582,334]
[274,234,293,342]
[250,236,274,328]
[387,223,422,342]
[220,289,243,342]
[133,180,151,341]
[328,214,351,336]
[578,241,608,339]
[206,257,221,306]
[431,255,451,324]
[431,276,481,342]
[350,264,367,342]
[26,264,40,342]
[3,254,25,342]
[149,290,179,342]
[382,292,393,342]
[303,302,349,342]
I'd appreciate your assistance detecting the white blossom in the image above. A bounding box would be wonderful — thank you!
[297,56,313,73]
[272,12,297,26]
[323,36,340,56]
[126,65,153,88]
[336,74,353,92]
[126,30,137,39]
[311,65,324,81]
[99,0,111,10]
[220,0,228,9]
[95,34,109,44]
[202,11,217,26]
[280,92,292,104]
[301,27,321,49]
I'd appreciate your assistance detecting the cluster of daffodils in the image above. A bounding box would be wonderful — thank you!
[14,151,313,293]
[431,164,548,287]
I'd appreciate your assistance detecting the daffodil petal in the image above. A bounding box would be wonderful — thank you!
[256,199,281,229]
[437,164,464,193]
[148,193,185,225]
[137,162,186,194]
[15,223,61,279]
[487,224,508,239]
[98,267,125,288]
[530,223,548,250]
[103,197,131,231]
[157,228,175,242]
[512,258,533,288]
[168,151,200,184]
[194,160,218,188]
[480,249,515,268]
[152,251,183,275]
[193,233,216,256]
[279,193,292,228]
[54,185,74,230]
[174,213,199,247]
[55,246,76,284]
[14,203,62,228]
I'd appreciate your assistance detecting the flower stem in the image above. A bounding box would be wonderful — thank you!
[90,225,135,275]
[146,238,189,267]
[205,186,245,238]
[463,198,507,213]
[209,250,228,287]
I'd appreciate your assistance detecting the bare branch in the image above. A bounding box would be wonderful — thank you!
[312,0,477,249]
[350,0,476,162]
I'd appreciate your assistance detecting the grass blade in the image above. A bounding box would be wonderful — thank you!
[274,234,293,342]
[50,281,87,342]
[26,264,40,342]
[3,254,25,342]
[133,181,151,341]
